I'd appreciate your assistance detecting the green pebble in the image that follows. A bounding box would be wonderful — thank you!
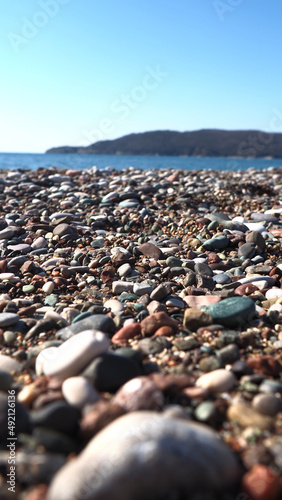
[22,285,35,293]
[195,401,217,422]
[72,311,92,323]
[44,294,58,307]
[202,296,256,328]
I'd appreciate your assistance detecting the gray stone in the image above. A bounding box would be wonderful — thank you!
[47,412,241,500]
[0,313,19,327]
[238,242,256,259]
[56,314,116,340]
[203,236,229,251]
[252,393,282,417]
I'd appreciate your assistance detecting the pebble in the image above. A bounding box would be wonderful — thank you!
[252,393,282,417]
[196,369,236,393]
[0,353,21,373]
[140,311,178,336]
[62,376,100,409]
[0,312,19,327]
[56,314,116,340]
[227,402,273,430]
[203,296,256,327]
[41,330,110,379]
[47,411,241,500]
[183,308,213,331]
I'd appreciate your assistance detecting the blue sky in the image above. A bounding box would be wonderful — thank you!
[1,0,282,152]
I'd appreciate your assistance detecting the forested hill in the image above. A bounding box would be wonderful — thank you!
[46,129,282,158]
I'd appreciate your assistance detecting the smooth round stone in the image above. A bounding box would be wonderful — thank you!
[112,281,134,294]
[252,393,281,417]
[3,331,17,345]
[199,356,222,373]
[265,288,282,300]
[166,256,183,268]
[194,401,217,423]
[104,299,124,315]
[31,401,79,436]
[0,273,16,281]
[238,242,256,259]
[31,236,48,250]
[202,296,256,328]
[112,377,164,411]
[0,370,12,391]
[42,281,55,295]
[245,231,266,252]
[244,222,266,233]
[196,369,236,393]
[119,200,140,208]
[0,353,21,373]
[213,273,231,285]
[47,412,240,500]
[41,330,110,379]
[62,376,100,409]
[82,352,142,393]
[0,228,14,240]
[150,283,171,301]
[165,297,184,308]
[56,314,116,340]
[0,312,19,327]
[216,344,240,365]
[203,236,229,251]
[117,263,132,277]
[194,262,213,276]
[53,223,74,236]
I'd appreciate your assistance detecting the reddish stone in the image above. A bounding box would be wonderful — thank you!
[101,267,115,284]
[140,312,178,337]
[0,259,7,273]
[206,252,221,264]
[112,323,141,345]
[112,376,164,411]
[247,356,282,377]
[242,464,282,500]
[138,242,163,260]
[80,400,125,441]
[183,386,208,399]
[183,295,221,308]
[150,373,194,395]
[235,284,260,296]
[153,326,175,337]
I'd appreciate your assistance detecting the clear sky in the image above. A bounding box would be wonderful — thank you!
[1,0,282,153]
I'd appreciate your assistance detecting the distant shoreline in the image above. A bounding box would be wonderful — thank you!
[45,129,282,159]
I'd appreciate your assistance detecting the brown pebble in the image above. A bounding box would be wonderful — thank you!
[227,402,274,430]
[153,326,175,337]
[111,323,141,345]
[22,484,48,500]
[112,376,164,411]
[235,283,260,296]
[140,312,178,337]
[247,356,282,377]
[183,308,213,331]
[80,400,125,441]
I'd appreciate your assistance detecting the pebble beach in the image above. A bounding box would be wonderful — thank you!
[0,165,281,500]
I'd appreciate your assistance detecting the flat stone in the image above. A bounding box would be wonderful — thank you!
[56,314,116,340]
[133,283,153,296]
[53,223,74,236]
[62,376,100,409]
[246,231,266,252]
[112,281,134,294]
[117,263,132,277]
[112,323,141,345]
[203,236,229,251]
[40,330,110,379]
[202,296,256,327]
[104,299,124,315]
[47,411,241,500]
[0,312,19,327]
[138,242,163,259]
[183,295,221,308]
[150,283,171,301]
[183,308,213,331]
[196,369,236,393]
[238,242,256,259]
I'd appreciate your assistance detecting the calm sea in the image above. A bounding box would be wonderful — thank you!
[0,152,282,172]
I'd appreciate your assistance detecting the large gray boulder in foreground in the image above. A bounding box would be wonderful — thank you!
[47,411,241,500]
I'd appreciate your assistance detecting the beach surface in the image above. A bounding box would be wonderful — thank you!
[0,165,281,500]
